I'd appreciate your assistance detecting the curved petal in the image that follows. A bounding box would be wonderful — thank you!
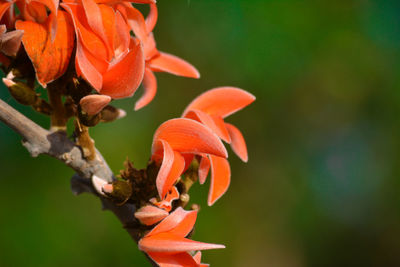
[225,123,248,162]
[153,140,174,197]
[100,38,145,99]
[75,29,103,91]
[208,155,231,206]
[147,252,199,267]
[0,2,12,21]
[154,140,185,199]
[114,10,130,57]
[194,251,210,267]
[146,207,197,238]
[61,2,109,61]
[152,118,228,158]
[135,205,169,226]
[184,109,231,143]
[143,32,158,60]
[139,233,225,253]
[198,155,210,185]
[81,0,108,43]
[36,0,58,15]
[134,68,157,110]
[182,153,194,173]
[33,0,59,39]
[115,3,147,42]
[150,186,179,212]
[24,2,47,23]
[149,51,200,78]
[182,87,256,118]
[145,3,157,33]
[15,11,75,88]
[80,95,111,115]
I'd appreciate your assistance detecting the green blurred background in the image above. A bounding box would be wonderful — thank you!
[1,0,400,266]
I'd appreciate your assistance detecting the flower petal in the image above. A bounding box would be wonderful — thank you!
[184,109,231,143]
[135,205,169,226]
[152,118,227,158]
[80,95,111,115]
[115,3,147,42]
[147,252,199,267]
[154,139,185,199]
[149,51,200,78]
[62,2,109,61]
[225,123,248,162]
[145,3,157,33]
[198,155,210,185]
[208,155,230,206]
[75,29,103,91]
[194,251,210,267]
[81,0,108,43]
[139,233,225,253]
[146,207,196,237]
[100,38,145,99]
[15,11,75,87]
[182,87,256,119]
[134,68,157,110]
[0,2,12,21]
[150,186,179,212]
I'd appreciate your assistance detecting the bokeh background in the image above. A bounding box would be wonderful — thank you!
[1,0,400,266]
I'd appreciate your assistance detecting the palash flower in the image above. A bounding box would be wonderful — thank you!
[61,0,145,98]
[14,7,75,87]
[139,207,224,266]
[151,118,227,199]
[127,3,200,110]
[182,87,255,205]
[1,0,198,110]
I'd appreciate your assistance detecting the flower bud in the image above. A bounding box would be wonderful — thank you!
[3,78,37,105]
[102,180,133,206]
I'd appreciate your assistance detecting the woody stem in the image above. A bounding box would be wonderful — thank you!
[74,119,96,161]
[48,83,66,131]
[0,97,157,266]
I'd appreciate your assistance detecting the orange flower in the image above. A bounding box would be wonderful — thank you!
[182,87,255,205]
[62,0,145,99]
[121,3,200,110]
[15,11,75,87]
[139,207,224,266]
[151,118,227,199]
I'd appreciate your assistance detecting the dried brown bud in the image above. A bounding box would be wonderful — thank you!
[0,25,23,57]
[102,180,133,206]
[100,105,126,123]
[3,78,37,105]
[80,95,111,116]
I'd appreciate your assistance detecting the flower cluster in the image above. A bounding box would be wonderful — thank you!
[0,0,255,266]
[0,0,198,110]
[130,87,255,266]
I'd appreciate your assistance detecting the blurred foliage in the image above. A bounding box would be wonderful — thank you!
[1,0,400,266]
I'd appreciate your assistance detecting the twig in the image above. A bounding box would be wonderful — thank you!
[0,98,112,181]
[0,98,156,266]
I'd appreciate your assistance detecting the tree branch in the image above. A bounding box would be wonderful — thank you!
[0,98,156,266]
[0,98,112,182]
